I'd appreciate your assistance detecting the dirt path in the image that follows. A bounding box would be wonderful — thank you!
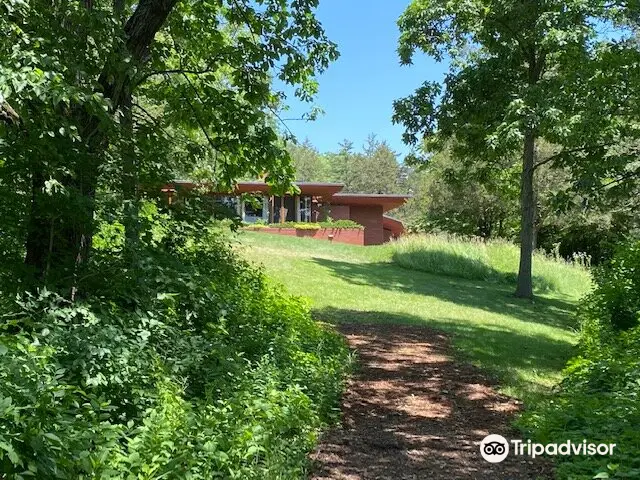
[310,324,552,480]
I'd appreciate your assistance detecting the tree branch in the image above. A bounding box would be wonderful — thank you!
[534,142,617,170]
[0,100,20,126]
[137,68,219,86]
[599,170,640,191]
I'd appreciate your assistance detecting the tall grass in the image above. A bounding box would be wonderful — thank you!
[391,234,592,299]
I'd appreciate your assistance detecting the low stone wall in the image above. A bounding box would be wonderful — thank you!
[247,227,365,246]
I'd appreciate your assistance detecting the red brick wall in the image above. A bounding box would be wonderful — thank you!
[314,228,364,245]
[328,205,351,221]
[348,205,384,245]
[249,227,365,246]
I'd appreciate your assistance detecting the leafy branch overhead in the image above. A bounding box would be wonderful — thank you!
[0,0,338,289]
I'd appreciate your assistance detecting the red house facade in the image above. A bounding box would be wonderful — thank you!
[164,181,410,246]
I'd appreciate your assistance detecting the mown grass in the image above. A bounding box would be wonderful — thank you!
[238,231,593,406]
[392,234,592,299]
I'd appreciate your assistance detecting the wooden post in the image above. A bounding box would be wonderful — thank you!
[269,196,274,223]
[294,195,300,222]
[262,195,269,222]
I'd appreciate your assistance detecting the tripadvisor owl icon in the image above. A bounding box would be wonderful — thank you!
[480,434,509,463]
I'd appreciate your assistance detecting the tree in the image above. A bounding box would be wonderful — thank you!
[0,0,337,293]
[287,138,331,182]
[400,148,521,238]
[326,135,404,193]
[393,0,640,298]
[350,134,403,194]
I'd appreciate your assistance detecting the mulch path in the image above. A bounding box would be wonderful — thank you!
[309,324,553,480]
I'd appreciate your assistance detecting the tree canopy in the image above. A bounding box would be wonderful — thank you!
[393,0,640,297]
[0,0,337,291]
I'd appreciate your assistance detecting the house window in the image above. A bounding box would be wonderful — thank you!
[300,196,312,222]
[244,195,266,223]
[217,195,238,209]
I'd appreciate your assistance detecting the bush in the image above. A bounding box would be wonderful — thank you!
[391,234,592,298]
[0,201,350,479]
[519,242,640,479]
[580,241,640,333]
[244,220,363,230]
[518,326,640,480]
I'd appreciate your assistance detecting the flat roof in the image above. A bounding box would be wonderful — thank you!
[162,181,411,211]
[331,193,411,212]
[163,181,344,195]
[234,181,345,197]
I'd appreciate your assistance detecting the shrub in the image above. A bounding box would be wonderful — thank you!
[318,220,363,229]
[580,241,640,333]
[519,242,640,479]
[244,220,363,230]
[0,201,350,479]
[518,326,640,480]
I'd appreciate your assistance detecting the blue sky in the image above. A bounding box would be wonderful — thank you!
[277,0,449,160]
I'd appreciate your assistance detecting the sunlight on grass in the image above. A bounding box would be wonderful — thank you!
[238,231,592,405]
[391,234,592,299]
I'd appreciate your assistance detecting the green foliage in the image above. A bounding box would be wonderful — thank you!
[400,148,521,238]
[538,218,633,266]
[317,220,363,229]
[0,0,348,477]
[246,220,364,230]
[393,0,640,297]
[328,135,406,194]
[519,243,640,479]
[399,142,639,266]
[394,0,640,169]
[391,234,592,298]
[288,135,408,195]
[287,139,332,183]
[0,0,340,288]
[0,206,350,479]
[581,241,640,335]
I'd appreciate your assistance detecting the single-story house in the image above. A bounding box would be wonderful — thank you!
[163,181,410,246]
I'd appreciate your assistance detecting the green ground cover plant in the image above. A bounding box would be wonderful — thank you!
[519,241,640,479]
[0,202,350,479]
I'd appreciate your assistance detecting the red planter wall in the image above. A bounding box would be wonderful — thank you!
[248,227,365,246]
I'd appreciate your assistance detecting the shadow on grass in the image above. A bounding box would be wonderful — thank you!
[311,257,578,331]
[314,308,575,403]
[392,250,556,292]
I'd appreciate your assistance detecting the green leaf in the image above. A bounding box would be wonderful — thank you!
[0,441,21,466]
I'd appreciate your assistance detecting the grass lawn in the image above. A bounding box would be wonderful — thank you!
[238,231,591,405]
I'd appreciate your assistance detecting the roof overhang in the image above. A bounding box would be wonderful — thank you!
[383,215,405,236]
[234,181,345,197]
[330,193,411,213]
[161,182,411,212]
[162,181,345,199]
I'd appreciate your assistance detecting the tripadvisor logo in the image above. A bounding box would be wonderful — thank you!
[480,434,617,463]
[480,434,509,463]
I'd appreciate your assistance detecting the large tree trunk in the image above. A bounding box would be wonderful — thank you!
[24,169,49,280]
[515,130,536,298]
[23,0,177,293]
